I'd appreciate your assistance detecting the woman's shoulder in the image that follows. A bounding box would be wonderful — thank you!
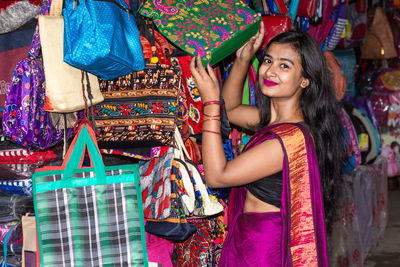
[260,122,311,136]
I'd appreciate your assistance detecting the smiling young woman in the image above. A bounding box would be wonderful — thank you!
[190,23,347,266]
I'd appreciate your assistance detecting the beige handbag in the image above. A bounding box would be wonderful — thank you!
[38,0,103,113]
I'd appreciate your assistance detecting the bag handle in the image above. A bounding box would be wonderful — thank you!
[50,0,63,16]
[173,127,192,161]
[62,124,107,182]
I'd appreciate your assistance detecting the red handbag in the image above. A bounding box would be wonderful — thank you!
[261,0,292,50]
[296,0,318,18]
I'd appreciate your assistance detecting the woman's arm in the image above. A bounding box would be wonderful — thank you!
[222,22,265,131]
[190,50,283,188]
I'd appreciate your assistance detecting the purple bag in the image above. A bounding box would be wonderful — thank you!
[2,0,72,150]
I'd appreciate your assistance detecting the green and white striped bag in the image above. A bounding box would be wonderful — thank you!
[32,124,148,266]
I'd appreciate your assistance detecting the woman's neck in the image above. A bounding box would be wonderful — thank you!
[269,99,304,125]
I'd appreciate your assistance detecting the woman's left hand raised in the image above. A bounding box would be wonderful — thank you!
[190,54,220,102]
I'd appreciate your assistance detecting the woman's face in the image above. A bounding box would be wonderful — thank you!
[258,43,309,99]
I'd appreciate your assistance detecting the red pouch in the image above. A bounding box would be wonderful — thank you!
[261,0,292,50]
[261,15,292,50]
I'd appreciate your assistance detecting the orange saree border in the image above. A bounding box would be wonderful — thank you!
[272,124,318,267]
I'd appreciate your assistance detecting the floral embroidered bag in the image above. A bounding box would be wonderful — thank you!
[93,62,181,149]
[139,0,261,66]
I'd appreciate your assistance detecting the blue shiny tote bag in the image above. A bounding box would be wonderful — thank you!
[63,0,145,80]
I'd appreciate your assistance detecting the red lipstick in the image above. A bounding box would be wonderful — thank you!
[264,79,278,87]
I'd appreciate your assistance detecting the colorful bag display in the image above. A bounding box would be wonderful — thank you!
[63,0,145,80]
[145,159,197,242]
[175,56,203,135]
[32,124,148,266]
[2,0,72,150]
[37,0,104,113]
[337,0,368,49]
[139,0,261,66]
[172,216,226,267]
[94,62,181,149]
[173,128,224,218]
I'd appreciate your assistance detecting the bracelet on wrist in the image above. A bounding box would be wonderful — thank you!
[204,118,221,122]
[203,112,220,118]
[202,129,221,135]
[203,100,222,108]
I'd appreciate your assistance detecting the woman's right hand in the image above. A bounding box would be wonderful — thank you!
[236,21,265,63]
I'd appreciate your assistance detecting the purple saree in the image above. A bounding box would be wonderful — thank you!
[219,123,328,267]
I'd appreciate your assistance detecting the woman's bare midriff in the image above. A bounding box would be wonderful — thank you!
[243,190,281,213]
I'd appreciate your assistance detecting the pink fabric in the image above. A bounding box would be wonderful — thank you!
[145,231,174,266]
[219,211,282,266]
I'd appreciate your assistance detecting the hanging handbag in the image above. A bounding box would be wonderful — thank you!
[360,7,398,60]
[94,24,181,149]
[63,0,145,80]
[337,0,368,49]
[145,159,197,241]
[173,128,224,218]
[172,216,225,267]
[296,0,318,18]
[139,0,261,66]
[2,0,73,150]
[260,0,292,50]
[139,146,173,220]
[32,123,148,266]
[38,0,104,113]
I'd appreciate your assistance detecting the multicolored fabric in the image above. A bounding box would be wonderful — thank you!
[172,216,226,267]
[2,0,72,150]
[95,64,181,148]
[177,56,203,135]
[139,0,261,66]
[169,57,191,140]
[139,147,173,220]
[219,123,328,267]
[32,124,148,266]
[145,160,197,241]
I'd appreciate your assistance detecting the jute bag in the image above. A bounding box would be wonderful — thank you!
[38,0,103,113]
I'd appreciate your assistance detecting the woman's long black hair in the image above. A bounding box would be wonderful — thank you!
[256,30,347,227]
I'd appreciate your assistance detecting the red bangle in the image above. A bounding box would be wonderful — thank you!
[203,100,222,107]
[203,113,220,118]
[202,129,221,135]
